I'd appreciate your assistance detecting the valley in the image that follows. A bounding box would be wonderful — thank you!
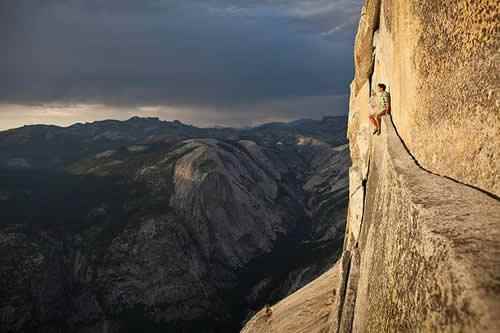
[0,116,350,332]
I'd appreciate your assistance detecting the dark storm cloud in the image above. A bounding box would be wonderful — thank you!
[1,0,362,122]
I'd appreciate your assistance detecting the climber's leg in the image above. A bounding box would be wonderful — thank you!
[375,111,388,135]
[376,114,382,135]
[369,115,379,134]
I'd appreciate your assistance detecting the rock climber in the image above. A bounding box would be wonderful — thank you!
[264,304,273,319]
[369,83,391,135]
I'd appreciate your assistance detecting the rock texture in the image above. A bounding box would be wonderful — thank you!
[242,1,500,332]
[241,264,341,333]
[342,118,500,332]
[354,0,500,196]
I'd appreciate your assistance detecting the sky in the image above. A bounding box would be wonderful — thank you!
[0,0,363,130]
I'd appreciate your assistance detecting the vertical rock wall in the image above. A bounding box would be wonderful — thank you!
[345,118,500,332]
[340,0,500,332]
[353,0,500,197]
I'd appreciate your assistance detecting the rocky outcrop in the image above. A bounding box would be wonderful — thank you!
[241,264,341,333]
[242,1,500,332]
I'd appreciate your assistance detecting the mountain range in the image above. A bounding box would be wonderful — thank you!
[0,116,350,332]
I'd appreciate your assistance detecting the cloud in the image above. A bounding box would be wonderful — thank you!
[0,94,347,130]
[0,0,362,128]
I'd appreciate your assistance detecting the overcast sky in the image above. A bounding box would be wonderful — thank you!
[0,0,362,130]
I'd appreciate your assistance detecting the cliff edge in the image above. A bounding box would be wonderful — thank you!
[241,0,500,332]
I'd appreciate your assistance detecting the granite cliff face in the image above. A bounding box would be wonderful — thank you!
[242,1,500,332]
[0,117,349,332]
[351,0,499,196]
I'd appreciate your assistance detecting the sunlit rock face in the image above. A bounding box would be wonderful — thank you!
[242,1,499,332]
[0,117,350,332]
[352,0,499,196]
[343,0,500,332]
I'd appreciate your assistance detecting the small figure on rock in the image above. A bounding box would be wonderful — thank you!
[264,304,273,320]
[369,83,391,135]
